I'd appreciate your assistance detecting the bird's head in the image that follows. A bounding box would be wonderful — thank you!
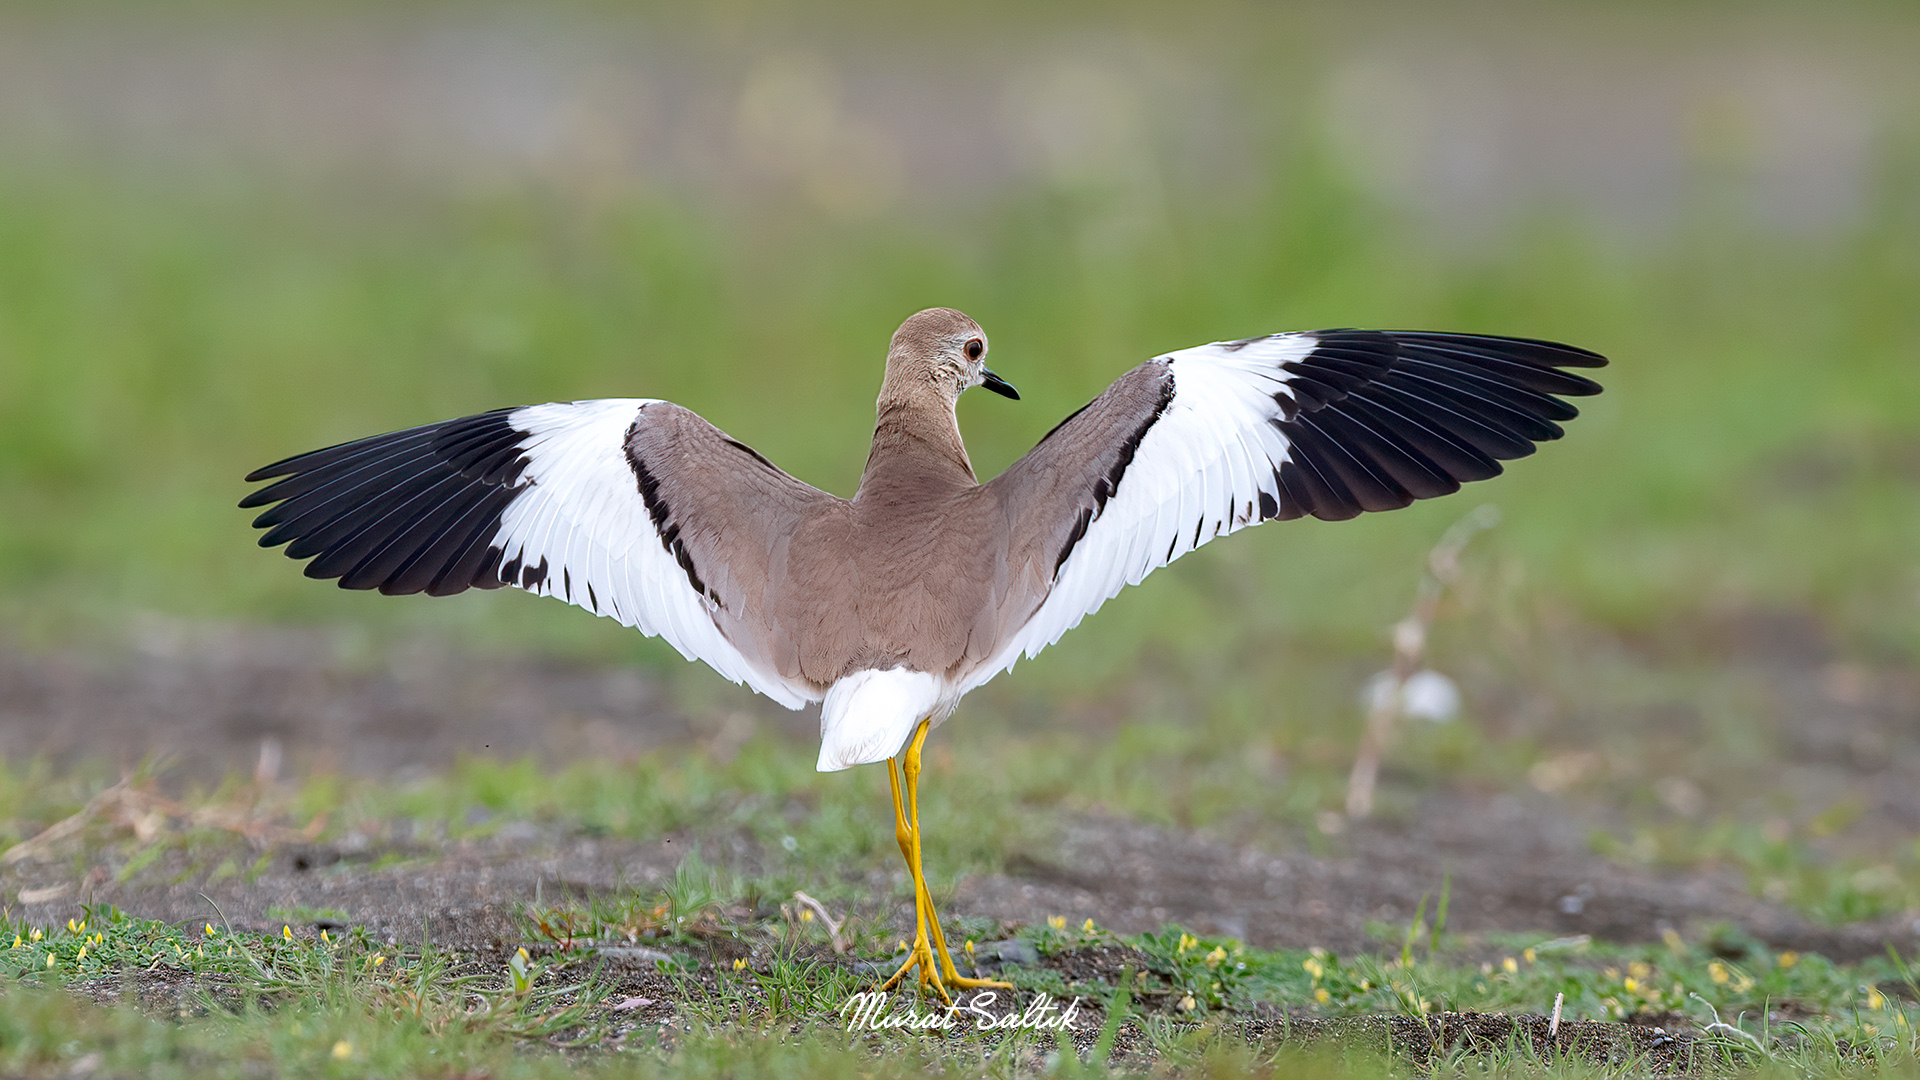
[883,308,1019,409]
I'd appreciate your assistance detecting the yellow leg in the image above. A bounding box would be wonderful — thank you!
[877,719,1013,1000]
[878,746,941,995]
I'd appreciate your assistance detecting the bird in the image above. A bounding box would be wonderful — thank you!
[240,307,1604,998]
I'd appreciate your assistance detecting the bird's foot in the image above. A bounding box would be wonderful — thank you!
[876,931,1012,1001]
[939,968,1015,992]
[878,931,948,999]
[924,906,1013,994]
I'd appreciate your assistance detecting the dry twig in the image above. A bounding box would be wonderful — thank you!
[791,890,850,954]
[1345,504,1499,820]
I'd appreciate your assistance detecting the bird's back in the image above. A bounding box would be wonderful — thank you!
[772,461,1025,690]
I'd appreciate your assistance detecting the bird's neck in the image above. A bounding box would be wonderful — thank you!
[856,399,977,500]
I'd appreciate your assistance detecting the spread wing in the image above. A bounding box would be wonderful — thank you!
[240,398,837,708]
[967,329,1605,689]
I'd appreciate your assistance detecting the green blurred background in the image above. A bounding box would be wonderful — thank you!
[1,2,1918,912]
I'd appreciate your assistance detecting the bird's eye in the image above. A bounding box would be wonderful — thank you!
[965,339,984,360]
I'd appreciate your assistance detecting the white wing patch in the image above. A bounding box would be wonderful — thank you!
[494,400,815,709]
[963,334,1317,691]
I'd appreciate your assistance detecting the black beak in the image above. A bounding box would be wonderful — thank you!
[980,368,1020,400]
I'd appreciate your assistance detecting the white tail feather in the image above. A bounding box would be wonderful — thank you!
[816,668,945,772]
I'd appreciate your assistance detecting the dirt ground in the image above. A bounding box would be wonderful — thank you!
[3,618,1916,967]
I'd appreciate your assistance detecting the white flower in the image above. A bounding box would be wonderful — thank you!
[1362,669,1460,722]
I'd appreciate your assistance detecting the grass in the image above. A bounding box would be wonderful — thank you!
[0,906,609,1077]
[0,886,1915,1077]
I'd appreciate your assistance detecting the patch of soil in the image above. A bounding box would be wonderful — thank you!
[6,830,718,955]
[0,622,767,780]
[961,802,1920,961]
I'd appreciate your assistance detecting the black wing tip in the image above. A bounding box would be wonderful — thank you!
[239,409,532,597]
[1379,329,1608,368]
[1267,326,1603,522]
[240,461,304,498]
[1314,328,1608,368]
[238,408,527,501]
[240,443,357,489]
[1298,457,1505,524]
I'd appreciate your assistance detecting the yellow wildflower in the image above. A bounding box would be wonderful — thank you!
[1314,987,1330,1005]
[1777,951,1798,969]
[1502,957,1518,974]
[1205,946,1227,968]
[1709,962,1730,985]
[1048,915,1066,931]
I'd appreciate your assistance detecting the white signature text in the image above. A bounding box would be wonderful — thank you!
[840,990,1085,1032]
